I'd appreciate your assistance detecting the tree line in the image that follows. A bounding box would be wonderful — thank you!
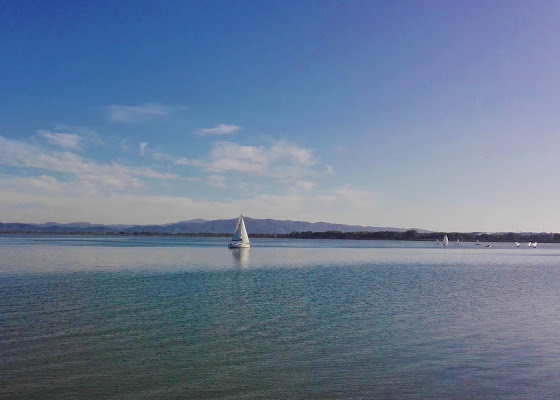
[273,230,560,242]
[3,230,560,242]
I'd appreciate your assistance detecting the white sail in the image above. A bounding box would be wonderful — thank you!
[515,242,519,247]
[239,217,249,244]
[443,235,449,246]
[456,239,460,245]
[532,242,537,248]
[476,240,480,245]
[229,215,250,248]
[528,242,532,247]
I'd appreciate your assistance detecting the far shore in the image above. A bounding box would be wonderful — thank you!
[1,230,559,243]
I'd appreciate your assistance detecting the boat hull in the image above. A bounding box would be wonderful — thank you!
[228,242,250,249]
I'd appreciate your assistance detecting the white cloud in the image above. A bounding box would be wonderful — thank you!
[106,103,187,123]
[139,142,148,156]
[295,180,315,192]
[134,167,178,180]
[207,141,269,173]
[152,139,318,181]
[175,140,315,180]
[121,138,129,152]
[11,175,64,193]
[0,136,178,191]
[196,124,241,136]
[268,141,313,166]
[0,179,377,225]
[53,125,103,145]
[208,174,227,188]
[175,157,204,167]
[152,151,174,161]
[37,130,83,150]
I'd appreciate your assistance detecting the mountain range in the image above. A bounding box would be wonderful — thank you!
[0,218,429,235]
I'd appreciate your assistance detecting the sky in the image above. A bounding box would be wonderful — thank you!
[1,0,560,232]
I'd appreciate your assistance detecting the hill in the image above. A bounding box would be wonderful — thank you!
[0,217,427,235]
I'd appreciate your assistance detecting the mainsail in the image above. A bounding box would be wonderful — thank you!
[231,215,250,245]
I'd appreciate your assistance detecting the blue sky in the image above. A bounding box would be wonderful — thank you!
[1,0,560,231]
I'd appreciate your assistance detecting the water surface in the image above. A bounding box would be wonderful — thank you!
[1,236,559,399]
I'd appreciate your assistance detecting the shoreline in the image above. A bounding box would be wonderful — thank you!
[1,230,558,243]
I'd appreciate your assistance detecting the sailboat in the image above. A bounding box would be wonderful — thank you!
[443,235,449,246]
[532,242,537,248]
[528,242,532,247]
[456,239,460,245]
[515,242,520,247]
[436,238,439,244]
[228,214,250,248]
[476,240,481,245]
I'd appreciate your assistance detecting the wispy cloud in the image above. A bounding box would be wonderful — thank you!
[0,180,377,225]
[106,103,187,123]
[196,124,241,136]
[133,167,178,180]
[152,151,174,161]
[54,124,103,145]
[139,142,148,156]
[203,140,314,176]
[162,139,316,180]
[208,174,227,188]
[206,142,269,173]
[175,156,204,167]
[0,136,178,191]
[146,139,328,188]
[11,175,64,193]
[37,130,83,150]
[295,180,315,192]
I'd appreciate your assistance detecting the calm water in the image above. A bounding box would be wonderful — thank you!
[1,235,560,399]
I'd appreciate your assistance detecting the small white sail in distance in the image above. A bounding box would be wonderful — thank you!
[532,241,537,248]
[476,240,481,245]
[228,214,250,248]
[515,241,520,247]
[443,235,449,246]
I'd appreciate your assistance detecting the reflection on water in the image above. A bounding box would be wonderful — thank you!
[2,235,560,275]
[230,248,250,268]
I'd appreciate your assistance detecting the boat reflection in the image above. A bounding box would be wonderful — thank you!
[231,248,250,268]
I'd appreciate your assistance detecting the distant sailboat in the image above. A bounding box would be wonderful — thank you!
[515,242,520,247]
[528,242,532,247]
[228,214,250,248]
[443,235,449,246]
[436,238,439,244]
[532,242,537,248]
[476,240,481,245]
[456,239,460,245]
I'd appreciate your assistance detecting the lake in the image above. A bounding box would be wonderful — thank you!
[1,235,560,399]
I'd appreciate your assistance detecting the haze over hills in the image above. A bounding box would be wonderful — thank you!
[0,217,428,235]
